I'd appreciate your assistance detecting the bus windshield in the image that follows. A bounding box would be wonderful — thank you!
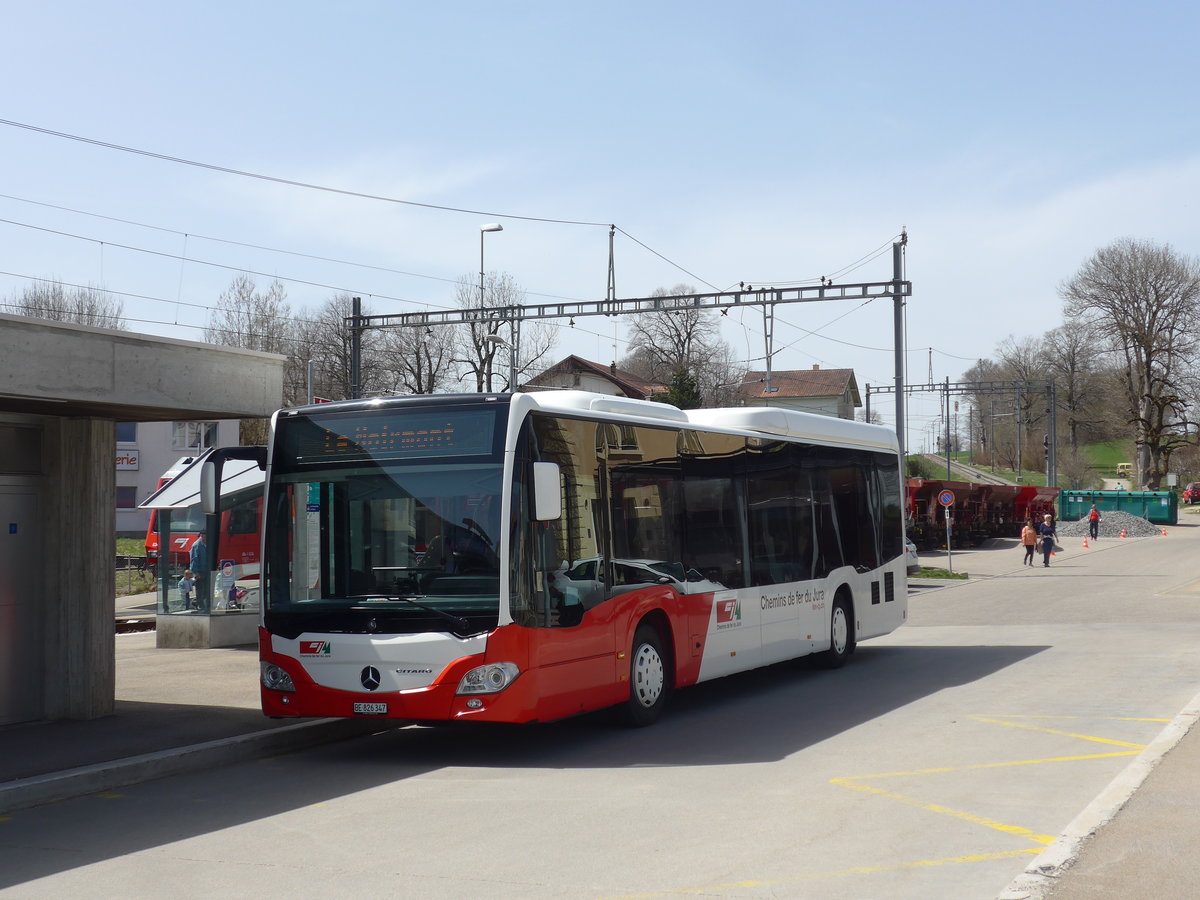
[263,404,506,639]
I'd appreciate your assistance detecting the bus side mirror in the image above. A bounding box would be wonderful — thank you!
[532,462,562,521]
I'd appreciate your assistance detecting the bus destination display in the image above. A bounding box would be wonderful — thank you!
[292,409,497,464]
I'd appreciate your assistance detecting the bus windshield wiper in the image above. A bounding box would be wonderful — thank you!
[352,593,473,634]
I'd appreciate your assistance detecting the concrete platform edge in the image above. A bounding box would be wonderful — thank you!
[996,684,1200,900]
[0,718,387,816]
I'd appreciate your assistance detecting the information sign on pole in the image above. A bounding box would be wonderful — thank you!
[938,491,955,572]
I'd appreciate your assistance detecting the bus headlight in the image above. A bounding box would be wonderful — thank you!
[261,661,296,692]
[457,662,520,695]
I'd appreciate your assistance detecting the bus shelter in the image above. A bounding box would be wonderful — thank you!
[140,450,265,648]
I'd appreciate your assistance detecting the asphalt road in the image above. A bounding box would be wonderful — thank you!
[4,525,1200,899]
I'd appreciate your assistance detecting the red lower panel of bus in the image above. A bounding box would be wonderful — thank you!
[258,586,716,724]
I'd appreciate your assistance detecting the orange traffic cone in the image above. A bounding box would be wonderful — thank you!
[1120,527,1127,539]
[1082,536,1089,549]
[1161,527,1168,536]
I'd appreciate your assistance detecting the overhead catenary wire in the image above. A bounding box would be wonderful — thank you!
[0,123,936,378]
[0,270,629,352]
[0,192,594,305]
[0,202,934,368]
[0,118,717,291]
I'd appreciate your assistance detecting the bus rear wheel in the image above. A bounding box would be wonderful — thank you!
[623,624,669,727]
[817,594,854,669]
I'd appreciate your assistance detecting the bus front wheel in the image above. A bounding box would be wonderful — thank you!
[817,594,854,669]
[623,624,669,727]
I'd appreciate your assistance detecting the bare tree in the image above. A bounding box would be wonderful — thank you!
[204,274,291,353]
[301,293,387,401]
[451,272,555,392]
[8,281,127,330]
[620,284,741,407]
[1060,238,1200,488]
[379,323,456,395]
[204,275,293,442]
[993,334,1052,471]
[1042,319,1107,451]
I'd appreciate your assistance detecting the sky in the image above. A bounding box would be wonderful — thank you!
[3,1,1199,450]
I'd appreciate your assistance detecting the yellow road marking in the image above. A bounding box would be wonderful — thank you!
[599,714,1166,899]
[831,776,1058,844]
[844,749,1140,781]
[596,848,1042,898]
[968,714,1150,748]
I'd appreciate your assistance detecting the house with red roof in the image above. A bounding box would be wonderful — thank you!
[522,355,667,399]
[735,365,861,419]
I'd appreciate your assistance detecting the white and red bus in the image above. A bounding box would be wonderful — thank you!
[207,390,906,726]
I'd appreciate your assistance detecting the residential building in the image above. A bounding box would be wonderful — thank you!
[735,365,861,419]
[521,355,667,399]
[115,419,240,537]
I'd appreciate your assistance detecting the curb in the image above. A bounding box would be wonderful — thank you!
[996,685,1200,899]
[0,718,387,816]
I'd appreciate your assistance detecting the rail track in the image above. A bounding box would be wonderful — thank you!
[919,453,1019,486]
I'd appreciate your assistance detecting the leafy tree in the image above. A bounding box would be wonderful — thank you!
[660,367,703,409]
[1060,238,1200,489]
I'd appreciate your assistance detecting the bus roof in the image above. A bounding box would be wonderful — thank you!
[277,391,899,455]
[520,390,899,453]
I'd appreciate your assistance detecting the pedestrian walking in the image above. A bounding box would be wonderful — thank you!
[1088,504,1101,540]
[1039,513,1057,567]
[1020,519,1038,566]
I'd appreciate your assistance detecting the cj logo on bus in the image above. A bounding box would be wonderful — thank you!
[360,667,382,691]
[715,597,742,629]
[300,641,332,657]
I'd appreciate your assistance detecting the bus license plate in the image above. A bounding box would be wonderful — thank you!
[353,702,388,715]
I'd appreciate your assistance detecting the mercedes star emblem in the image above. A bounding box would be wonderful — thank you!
[360,666,381,691]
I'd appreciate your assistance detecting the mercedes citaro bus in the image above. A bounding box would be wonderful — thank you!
[201,390,907,726]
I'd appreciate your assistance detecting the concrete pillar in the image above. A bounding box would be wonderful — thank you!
[43,417,115,719]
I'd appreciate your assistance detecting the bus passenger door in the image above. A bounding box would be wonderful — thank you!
[522,416,622,717]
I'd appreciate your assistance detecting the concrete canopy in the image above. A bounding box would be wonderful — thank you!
[0,313,284,421]
[0,314,284,723]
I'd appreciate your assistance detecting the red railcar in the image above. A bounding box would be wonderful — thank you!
[905,478,1059,550]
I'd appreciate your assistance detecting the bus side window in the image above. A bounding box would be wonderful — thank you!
[526,415,605,627]
[747,467,813,587]
[682,475,744,589]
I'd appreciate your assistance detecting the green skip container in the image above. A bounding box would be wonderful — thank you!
[1058,489,1178,526]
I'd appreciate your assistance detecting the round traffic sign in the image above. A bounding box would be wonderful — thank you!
[938,490,955,507]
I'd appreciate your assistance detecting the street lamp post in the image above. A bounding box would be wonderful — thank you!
[479,223,507,390]
[479,223,503,305]
[483,333,508,393]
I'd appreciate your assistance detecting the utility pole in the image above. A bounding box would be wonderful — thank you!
[350,296,362,400]
[1015,385,1022,482]
[944,376,951,479]
[893,232,907,462]
[763,303,776,394]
